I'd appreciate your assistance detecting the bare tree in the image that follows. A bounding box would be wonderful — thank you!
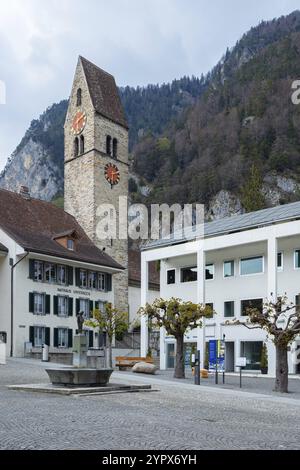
[139,298,212,379]
[227,295,300,393]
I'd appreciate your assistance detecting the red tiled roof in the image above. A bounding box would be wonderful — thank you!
[0,188,123,270]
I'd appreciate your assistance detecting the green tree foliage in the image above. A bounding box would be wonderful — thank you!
[241,164,265,212]
[139,298,212,379]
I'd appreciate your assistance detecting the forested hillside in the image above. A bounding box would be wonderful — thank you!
[1,10,300,219]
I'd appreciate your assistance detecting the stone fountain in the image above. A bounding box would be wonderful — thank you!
[45,312,113,387]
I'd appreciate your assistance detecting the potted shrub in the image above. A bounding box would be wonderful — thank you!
[260,343,268,374]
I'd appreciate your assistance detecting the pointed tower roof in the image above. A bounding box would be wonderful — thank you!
[79,56,128,129]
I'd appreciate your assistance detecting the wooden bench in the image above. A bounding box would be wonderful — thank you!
[115,356,154,370]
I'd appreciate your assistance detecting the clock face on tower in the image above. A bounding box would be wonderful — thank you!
[105,163,120,186]
[71,110,87,135]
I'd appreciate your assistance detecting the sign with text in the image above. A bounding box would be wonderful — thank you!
[236,357,247,367]
[209,340,225,372]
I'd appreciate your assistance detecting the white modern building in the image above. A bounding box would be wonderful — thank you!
[140,202,300,376]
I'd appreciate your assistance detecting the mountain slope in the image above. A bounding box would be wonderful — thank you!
[0,76,204,200]
[132,11,300,216]
[1,10,300,214]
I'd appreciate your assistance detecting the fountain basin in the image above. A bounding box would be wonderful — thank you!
[46,368,113,387]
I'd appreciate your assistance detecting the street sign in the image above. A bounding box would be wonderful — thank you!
[236,357,247,367]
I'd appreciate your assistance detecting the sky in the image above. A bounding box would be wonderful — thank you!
[0,0,300,170]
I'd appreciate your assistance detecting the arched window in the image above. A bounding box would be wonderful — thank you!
[80,135,85,154]
[106,135,112,155]
[74,137,79,157]
[113,138,118,159]
[77,88,82,107]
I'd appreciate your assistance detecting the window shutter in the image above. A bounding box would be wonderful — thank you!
[68,297,73,317]
[45,295,51,315]
[67,266,74,286]
[106,274,112,292]
[75,268,80,287]
[29,326,34,345]
[76,299,80,314]
[89,330,94,348]
[53,296,58,315]
[89,300,94,318]
[45,327,50,346]
[29,259,35,279]
[53,328,58,347]
[29,293,34,313]
[68,329,73,348]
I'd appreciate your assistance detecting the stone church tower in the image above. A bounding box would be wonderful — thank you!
[64,56,129,312]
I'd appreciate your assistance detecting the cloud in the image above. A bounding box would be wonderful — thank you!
[0,0,300,170]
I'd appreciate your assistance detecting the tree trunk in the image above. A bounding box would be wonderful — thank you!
[174,335,185,379]
[275,345,288,393]
[107,336,113,369]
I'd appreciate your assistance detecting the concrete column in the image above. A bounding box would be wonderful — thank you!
[267,233,278,377]
[196,242,206,368]
[140,253,149,357]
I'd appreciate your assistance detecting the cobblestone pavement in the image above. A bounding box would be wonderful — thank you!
[1,358,300,450]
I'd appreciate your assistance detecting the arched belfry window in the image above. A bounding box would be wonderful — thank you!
[106,135,112,156]
[80,135,85,154]
[113,138,118,159]
[77,88,82,107]
[74,137,79,157]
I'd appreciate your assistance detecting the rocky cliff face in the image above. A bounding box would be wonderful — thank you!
[0,138,63,200]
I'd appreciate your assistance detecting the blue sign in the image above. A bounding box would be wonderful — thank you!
[209,340,225,372]
[209,340,217,370]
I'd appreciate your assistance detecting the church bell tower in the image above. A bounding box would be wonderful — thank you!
[64,56,129,312]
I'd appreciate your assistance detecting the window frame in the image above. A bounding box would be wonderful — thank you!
[44,262,57,284]
[57,265,66,285]
[205,263,214,281]
[223,260,235,278]
[98,273,106,292]
[224,300,235,318]
[79,298,90,319]
[277,252,283,271]
[167,269,176,285]
[180,266,198,283]
[57,295,69,317]
[240,298,263,317]
[239,255,264,277]
[34,326,46,348]
[294,250,300,270]
[205,302,214,319]
[33,293,45,315]
[79,269,88,288]
[57,328,69,348]
[34,260,44,282]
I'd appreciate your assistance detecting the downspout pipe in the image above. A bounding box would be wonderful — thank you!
[10,251,29,357]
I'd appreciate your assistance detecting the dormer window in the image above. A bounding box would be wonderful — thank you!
[52,230,79,251]
[67,239,74,251]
